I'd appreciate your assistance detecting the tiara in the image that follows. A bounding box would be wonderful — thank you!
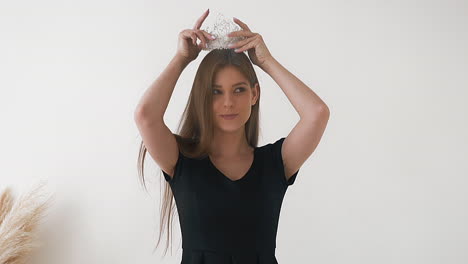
[200,12,247,51]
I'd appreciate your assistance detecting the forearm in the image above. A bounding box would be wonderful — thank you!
[260,57,329,119]
[134,54,190,123]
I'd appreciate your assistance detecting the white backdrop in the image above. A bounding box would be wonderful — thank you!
[1,0,467,263]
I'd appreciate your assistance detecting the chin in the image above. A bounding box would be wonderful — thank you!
[215,121,247,132]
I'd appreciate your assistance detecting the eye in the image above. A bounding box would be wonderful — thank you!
[212,87,246,95]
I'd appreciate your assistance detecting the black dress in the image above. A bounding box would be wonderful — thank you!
[162,137,300,264]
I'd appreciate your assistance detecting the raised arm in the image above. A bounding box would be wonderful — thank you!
[133,54,189,179]
[227,17,330,182]
[134,54,189,124]
[134,10,215,179]
[261,56,330,181]
[135,8,214,121]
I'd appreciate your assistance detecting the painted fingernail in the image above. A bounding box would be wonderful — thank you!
[227,43,234,48]
[210,35,216,39]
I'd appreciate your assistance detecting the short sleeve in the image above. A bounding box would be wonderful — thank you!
[271,137,299,187]
[161,150,185,185]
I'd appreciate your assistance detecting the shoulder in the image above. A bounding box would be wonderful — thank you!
[256,137,285,151]
[255,137,297,187]
[255,137,286,161]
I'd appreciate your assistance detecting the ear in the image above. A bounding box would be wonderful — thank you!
[252,83,259,105]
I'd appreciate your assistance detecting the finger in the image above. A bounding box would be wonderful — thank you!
[190,32,197,45]
[186,31,197,45]
[227,30,256,38]
[193,30,208,48]
[194,9,210,30]
[181,30,197,45]
[233,17,251,32]
[234,38,258,53]
[200,30,216,40]
[227,35,255,49]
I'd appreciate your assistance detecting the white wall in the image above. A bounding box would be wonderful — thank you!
[1,0,467,263]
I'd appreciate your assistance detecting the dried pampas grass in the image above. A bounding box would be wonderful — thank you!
[0,181,54,264]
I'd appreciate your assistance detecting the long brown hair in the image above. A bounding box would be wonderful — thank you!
[137,49,262,256]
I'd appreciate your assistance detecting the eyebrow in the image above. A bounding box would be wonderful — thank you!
[212,82,248,88]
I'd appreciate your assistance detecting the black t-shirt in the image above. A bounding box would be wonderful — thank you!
[162,137,299,263]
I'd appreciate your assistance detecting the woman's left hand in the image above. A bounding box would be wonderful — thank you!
[227,18,273,69]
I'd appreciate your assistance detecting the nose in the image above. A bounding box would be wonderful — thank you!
[223,94,235,108]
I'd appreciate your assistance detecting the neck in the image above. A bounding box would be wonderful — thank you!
[209,130,252,158]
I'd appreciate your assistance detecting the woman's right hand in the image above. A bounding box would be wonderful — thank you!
[176,9,216,63]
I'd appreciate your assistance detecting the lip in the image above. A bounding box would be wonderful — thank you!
[220,114,238,120]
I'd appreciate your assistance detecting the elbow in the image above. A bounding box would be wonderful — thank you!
[134,106,152,125]
[134,106,146,123]
[319,104,330,117]
[313,103,330,115]
[303,104,330,122]
[320,105,330,122]
[134,106,164,126]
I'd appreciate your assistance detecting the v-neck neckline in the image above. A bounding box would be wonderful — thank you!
[207,147,257,183]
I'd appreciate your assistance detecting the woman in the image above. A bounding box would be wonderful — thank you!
[134,9,330,264]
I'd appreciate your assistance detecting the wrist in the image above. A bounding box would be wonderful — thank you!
[259,56,277,72]
[173,54,191,67]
